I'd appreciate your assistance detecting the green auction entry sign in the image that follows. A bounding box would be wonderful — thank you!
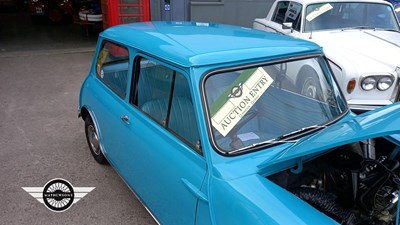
[210,67,274,137]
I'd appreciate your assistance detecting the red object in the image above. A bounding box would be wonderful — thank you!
[101,0,150,30]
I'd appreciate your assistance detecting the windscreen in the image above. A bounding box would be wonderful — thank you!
[304,2,400,32]
[204,56,347,154]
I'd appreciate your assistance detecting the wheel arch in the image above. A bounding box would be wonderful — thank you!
[79,105,90,121]
[80,105,106,154]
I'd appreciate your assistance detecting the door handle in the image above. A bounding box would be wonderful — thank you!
[181,178,208,202]
[120,115,130,125]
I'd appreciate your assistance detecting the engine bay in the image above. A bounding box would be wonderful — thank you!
[268,138,400,225]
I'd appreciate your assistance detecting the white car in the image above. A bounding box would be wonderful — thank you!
[254,0,400,112]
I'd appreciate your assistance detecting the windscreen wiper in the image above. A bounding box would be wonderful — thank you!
[253,124,328,161]
[227,138,299,154]
[278,124,327,140]
[341,26,374,31]
[229,124,327,154]
[248,139,298,148]
[235,125,326,151]
[373,27,400,33]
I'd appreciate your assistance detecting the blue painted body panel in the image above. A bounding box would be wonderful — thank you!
[79,21,400,225]
[210,174,339,225]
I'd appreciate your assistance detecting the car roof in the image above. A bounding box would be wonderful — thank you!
[287,0,390,5]
[100,21,321,67]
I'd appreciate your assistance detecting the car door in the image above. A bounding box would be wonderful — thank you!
[87,40,132,156]
[109,56,207,225]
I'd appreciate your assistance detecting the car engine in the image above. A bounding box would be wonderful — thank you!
[268,139,400,225]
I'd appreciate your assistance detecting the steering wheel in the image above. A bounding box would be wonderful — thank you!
[227,110,258,136]
[227,109,259,149]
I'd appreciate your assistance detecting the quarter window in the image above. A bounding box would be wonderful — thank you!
[272,1,289,24]
[133,57,201,152]
[96,41,129,98]
[272,1,303,32]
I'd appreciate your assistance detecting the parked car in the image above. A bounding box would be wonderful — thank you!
[29,0,74,23]
[254,0,400,113]
[79,21,400,225]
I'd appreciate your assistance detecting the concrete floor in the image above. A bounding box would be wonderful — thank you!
[0,12,156,225]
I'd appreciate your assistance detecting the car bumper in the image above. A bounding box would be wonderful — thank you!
[348,96,400,114]
[349,104,384,114]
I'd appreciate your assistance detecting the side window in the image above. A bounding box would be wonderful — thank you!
[96,41,129,98]
[272,1,302,32]
[285,2,302,31]
[272,1,289,24]
[134,57,201,153]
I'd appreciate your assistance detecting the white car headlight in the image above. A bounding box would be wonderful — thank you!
[361,77,376,91]
[377,76,394,91]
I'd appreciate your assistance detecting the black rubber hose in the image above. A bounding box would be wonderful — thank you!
[292,187,356,225]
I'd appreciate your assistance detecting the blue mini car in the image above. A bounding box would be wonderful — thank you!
[79,21,400,225]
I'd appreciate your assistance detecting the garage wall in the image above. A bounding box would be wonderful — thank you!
[190,0,272,27]
[150,0,162,21]
[150,0,274,27]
